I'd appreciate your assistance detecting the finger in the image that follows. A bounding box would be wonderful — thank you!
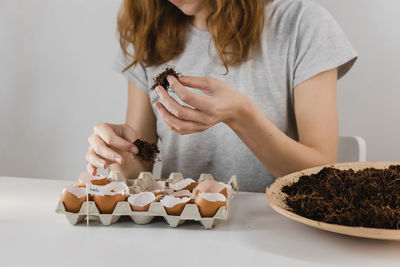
[88,135,124,164]
[93,123,137,153]
[155,85,208,122]
[164,120,209,135]
[166,75,210,110]
[87,164,97,176]
[118,124,139,145]
[154,102,209,134]
[178,75,215,91]
[85,148,111,169]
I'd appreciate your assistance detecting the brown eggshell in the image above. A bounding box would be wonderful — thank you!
[90,178,109,186]
[152,190,162,197]
[171,190,192,198]
[171,178,197,192]
[164,202,188,216]
[60,187,86,213]
[128,192,156,212]
[77,172,109,187]
[93,194,126,214]
[219,187,227,197]
[195,193,226,217]
[131,203,152,212]
[183,182,198,192]
[195,180,228,197]
[161,196,190,216]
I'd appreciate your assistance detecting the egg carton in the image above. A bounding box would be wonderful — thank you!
[55,172,238,229]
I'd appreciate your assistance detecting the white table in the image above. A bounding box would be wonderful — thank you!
[1,176,399,267]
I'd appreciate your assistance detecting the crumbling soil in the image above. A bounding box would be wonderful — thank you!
[150,66,180,92]
[282,165,400,229]
[133,139,160,162]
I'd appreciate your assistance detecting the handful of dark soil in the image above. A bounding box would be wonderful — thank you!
[150,66,180,92]
[133,139,160,162]
[282,165,400,229]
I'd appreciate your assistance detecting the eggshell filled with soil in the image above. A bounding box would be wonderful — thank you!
[195,192,226,217]
[77,172,109,187]
[128,192,156,212]
[93,182,129,214]
[170,178,198,191]
[60,185,87,213]
[160,196,190,216]
[195,180,229,197]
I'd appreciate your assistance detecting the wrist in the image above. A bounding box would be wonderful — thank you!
[225,94,256,131]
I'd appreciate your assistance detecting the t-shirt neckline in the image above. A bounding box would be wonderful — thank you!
[189,24,211,36]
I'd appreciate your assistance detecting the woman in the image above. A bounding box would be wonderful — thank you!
[86,0,357,192]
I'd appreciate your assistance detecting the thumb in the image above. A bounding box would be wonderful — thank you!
[106,124,139,153]
[118,124,138,143]
[178,75,215,92]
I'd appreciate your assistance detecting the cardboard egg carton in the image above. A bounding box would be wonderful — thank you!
[56,172,238,229]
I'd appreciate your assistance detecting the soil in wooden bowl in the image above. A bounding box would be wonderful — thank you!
[133,139,160,162]
[150,66,180,92]
[282,165,400,229]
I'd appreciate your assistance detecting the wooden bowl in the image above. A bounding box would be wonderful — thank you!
[266,162,400,240]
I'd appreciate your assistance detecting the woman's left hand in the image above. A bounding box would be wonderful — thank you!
[153,75,248,135]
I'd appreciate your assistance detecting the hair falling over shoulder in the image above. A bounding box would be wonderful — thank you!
[118,0,271,72]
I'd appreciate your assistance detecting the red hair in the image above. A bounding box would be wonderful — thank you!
[118,0,269,72]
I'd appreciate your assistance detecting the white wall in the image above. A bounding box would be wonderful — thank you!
[0,0,125,179]
[319,0,400,162]
[1,0,399,181]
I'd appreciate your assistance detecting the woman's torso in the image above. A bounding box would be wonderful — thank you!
[152,1,298,192]
[115,0,357,192]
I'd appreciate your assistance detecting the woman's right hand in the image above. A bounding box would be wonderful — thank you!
[86,123,139,176]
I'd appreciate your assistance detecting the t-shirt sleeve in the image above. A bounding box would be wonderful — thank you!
[292,2,358,88]
[113,47,149,93]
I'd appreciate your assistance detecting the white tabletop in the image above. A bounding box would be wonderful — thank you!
[1,176,399,267]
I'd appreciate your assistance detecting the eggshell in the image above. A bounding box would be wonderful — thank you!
[102,181,129,195]
[77,172,109,187]
[151,190,162,196]
[90,178,109,186]
[160,196,190,216]
[195,192,226,217]
[93,194,126,214]
[60,185,87,213]
[170,178,198,191]
[194,180,228,197]
[93,182,129,214]
[171,190,193,198]
[128,192,156,212]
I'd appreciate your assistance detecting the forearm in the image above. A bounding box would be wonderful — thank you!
[227,97,336,178]
[117,81,158,179]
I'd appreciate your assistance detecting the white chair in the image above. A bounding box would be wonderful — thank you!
[337,136,367,162]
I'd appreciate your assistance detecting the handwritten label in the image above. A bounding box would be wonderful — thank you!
[86,183,104,196]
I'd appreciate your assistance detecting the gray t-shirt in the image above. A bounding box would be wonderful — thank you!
[114,0,357,192]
